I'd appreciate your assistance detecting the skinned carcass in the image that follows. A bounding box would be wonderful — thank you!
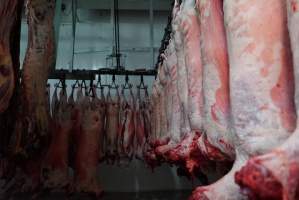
[174,0,191,137]
[135,87,146,160]
[153,0,183,159]
[140,88,151,157]
[0,0,23,179]
[190,0,297,199]
[156,42,184,163]
[153,62,175,158]
[143,82,162,169]
[119,86,135,163]
[143,88,151,142]
[42,85,72,189]
[166,0,204,170]
[0,0,22,114]
[105,87,120,164]
[12,0,55,158]
[97,86,106,162]
[235,1,299,200]
[197,0,234,161]
[73,85,103,197]
[181,0,203,133]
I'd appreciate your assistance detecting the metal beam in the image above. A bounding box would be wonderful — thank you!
[149,0,154,68]
[48,68,157,80]
[77,0,172,11]
[70,0,78,72]
[53,0,62,70]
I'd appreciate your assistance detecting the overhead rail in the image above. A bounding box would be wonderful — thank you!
[47,68,157,81]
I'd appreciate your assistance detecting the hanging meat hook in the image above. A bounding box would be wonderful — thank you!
[137,75,147,90]
[88,76,96,98]
[122,74,132,90]
[109,74,119,90]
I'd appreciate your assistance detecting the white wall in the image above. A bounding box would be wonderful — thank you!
[18,4,202,192]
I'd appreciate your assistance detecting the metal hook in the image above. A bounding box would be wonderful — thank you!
[96,74,102,87]
[137,75,147,90]
[110,74,119,89]
[122,74,132,89]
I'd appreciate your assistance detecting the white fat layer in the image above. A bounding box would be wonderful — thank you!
[224,0,291,156]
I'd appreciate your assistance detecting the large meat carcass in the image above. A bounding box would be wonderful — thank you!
[166,0,204,171]
[135,87,147,160]
[0,0,23,186]
[42,85,72,189]
[12,0,56,157]
[191,0,297,199]
[73,86,103,197]
[143,82,162,169]
[105,87,120,164]
[154,53,178,158]
[197,0,234,162]
[97,87,106,161]
[174,0,191,137]
[142,88,151,147]
[151,69,170,157]
[0,0,22,114]
[119,87,135,163]
[153,0,184,160]
[235,1,299,200]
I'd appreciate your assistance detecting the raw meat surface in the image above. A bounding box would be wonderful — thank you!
[97,87,106,161]
[42,86,72,189]
[181,0,203,133]
[135,88,146,160]
[119,87,135,162]
[105,88,120,163]
[235,1,299,199]
[173,0,191,136]
[198,0,234,160]
[0,0,20,113]
[0,0,23,163]
[191,0,296,199]
[74,90,103,197]
[17,0,55,157]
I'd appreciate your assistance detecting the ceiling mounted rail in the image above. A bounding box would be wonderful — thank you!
[114,0,121,70]
[47,68,157,81]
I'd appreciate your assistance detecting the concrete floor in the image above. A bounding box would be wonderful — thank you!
[2,191,192,200]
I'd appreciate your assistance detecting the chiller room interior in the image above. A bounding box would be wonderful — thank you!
[1,0,299,200]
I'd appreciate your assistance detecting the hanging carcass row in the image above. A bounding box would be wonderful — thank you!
[190,0,297,199]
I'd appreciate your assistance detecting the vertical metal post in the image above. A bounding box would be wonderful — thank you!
[111,0,115,52]
[149,0,154,68]
[53,0,62,70]
[70,0,77,72]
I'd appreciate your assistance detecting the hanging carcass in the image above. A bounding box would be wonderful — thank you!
[42,82,73,190]
[119,83,135,164]
[73,84,103,197]
[105,83,120,164]
[11,0,56,158]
